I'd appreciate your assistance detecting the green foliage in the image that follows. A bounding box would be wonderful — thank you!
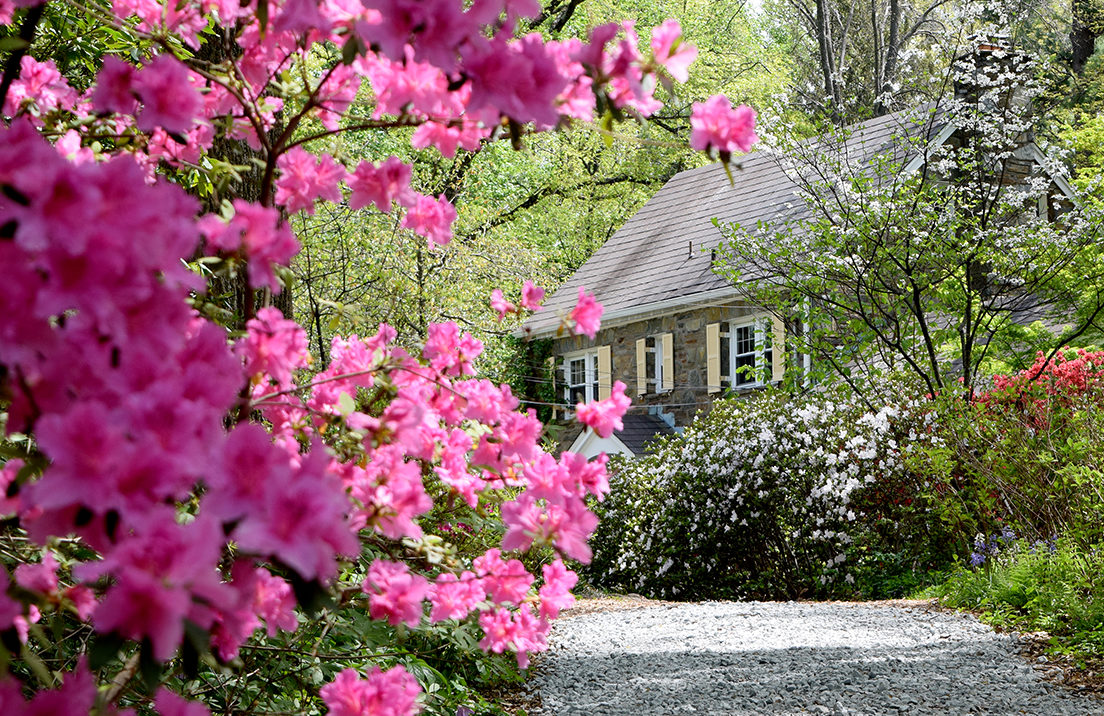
[929,537,1104,665]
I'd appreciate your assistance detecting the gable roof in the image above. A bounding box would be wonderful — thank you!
[565,412,676,458]
[520,105,951,339]
[615,413,675,454]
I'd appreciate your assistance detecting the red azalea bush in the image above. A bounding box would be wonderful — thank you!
[0,0,756,713]
[920,349,1104,551]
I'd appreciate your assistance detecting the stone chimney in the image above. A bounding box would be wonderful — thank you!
[949,32,1035,183]
[952,33,1029,115]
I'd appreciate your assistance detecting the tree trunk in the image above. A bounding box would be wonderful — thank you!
[1071,0,1100,75]
[195,27,292,322]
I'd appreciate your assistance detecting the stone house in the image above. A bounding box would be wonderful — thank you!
[519,47,1076,458]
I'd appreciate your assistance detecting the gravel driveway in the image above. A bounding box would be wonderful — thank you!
[530,601,1103,715]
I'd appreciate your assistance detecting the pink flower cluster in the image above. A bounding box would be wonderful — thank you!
[689,95,758,157]
[320,666,422,716]
[0,120,357,675]
[0,0,741,709]
[569,286,603,339]
[575,380,632,438]
[200,202,300,292]
[490,280,545,321]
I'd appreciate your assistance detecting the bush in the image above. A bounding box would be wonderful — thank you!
[917,349,1104,548]
[588,382,954,600]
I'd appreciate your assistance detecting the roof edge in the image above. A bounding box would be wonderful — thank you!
[515,286,743,340]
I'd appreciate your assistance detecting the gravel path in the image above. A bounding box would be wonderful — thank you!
[530,601,1103,715]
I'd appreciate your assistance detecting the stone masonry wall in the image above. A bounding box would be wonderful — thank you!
[552,301,762,426]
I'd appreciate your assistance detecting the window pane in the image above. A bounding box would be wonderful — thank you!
[734,354,755,385]
[569,386,586,404]
[720,335,730,386]
[570,358,585,386]
[735,325,754,355]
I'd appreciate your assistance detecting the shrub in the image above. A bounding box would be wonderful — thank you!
[588,382,953,600]
[917,349,1104,548]
[931,536,1104,663]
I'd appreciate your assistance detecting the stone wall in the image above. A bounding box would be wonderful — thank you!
[552,301,763,426]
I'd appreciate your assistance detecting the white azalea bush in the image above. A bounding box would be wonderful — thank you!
[587,384,954,600]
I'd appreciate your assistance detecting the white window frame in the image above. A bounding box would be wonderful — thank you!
[653,337,666,393]
[723,316,774,389]
[563,349,599,405]
[643,335,668,394]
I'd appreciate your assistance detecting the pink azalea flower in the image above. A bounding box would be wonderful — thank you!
[252,567,299,636]
[91,56,138,115]
[347,156,414,212]
[14,604,41,644]
[55,130,95,164]
[14,552,58,594]
[422,321,482,376]
[363,559,429,627]
[343,444,433,539]
[230,445,359,582]
[500,494,597,562]
[360,47,462,120]
[203,201,300,291]
[320,666,422,716]
[520,280,545,310]
[401,193,457,246]
[428,571,485,622]
[314,64,362,130]
[3,55,78,117]
[575,380,631,438]
[272,0,330,35]
[274,146,345,215]
[650,20,697,83]
[538,559,577,619]
[64,585,97,621]
[490,288,516,320]
[235,306,311,389]
[478,605,549,668]
[560,451,610,500]
[410,120,487,158]
[473,548,533,605]
[133,54,202,134]
[569,286,603,339]
[689,95,757,155]
[463,34,568,128]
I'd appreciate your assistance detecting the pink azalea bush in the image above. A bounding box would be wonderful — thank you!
[0,1,755,714]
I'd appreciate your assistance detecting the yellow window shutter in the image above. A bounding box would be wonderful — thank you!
[661,333,674,392]
[635,338,647,396]
[772,316,786,382]
[706,323,721,393]
[597,345,612,400]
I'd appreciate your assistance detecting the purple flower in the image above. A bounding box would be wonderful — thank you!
[969,551,986,567]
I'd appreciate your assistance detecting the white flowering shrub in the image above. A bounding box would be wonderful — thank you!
[588,384,953,600]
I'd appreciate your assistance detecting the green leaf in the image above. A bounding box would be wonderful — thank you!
[341,34,364,66]
[599,110,614,148]
[89,633,125,671]
[256,0,268,37]
[337,391,356,416]
[138,640,163,692]
[0,37,29,52]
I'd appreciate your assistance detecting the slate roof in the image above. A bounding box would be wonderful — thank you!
[615,413,676,455]
[521,104,949,338]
